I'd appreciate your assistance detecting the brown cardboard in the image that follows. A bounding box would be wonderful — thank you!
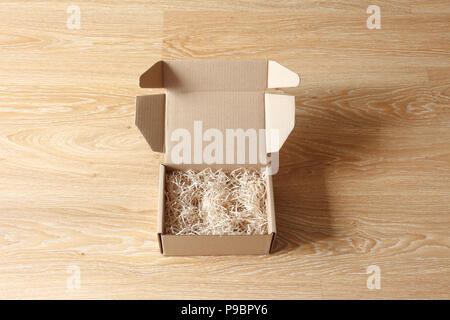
[136,60,299,256]
[161,234,274,256]
[136,94,165,153]
[165,91,265,165]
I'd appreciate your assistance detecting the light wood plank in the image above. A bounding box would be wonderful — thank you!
[0,1,448,299]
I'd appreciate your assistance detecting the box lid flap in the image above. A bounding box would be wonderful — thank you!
[139,61,164,88]
[135,94,165,153]
[137,60,299,163]
[267,60,300,88]
[139,60,299,91]
[265,94,296,153]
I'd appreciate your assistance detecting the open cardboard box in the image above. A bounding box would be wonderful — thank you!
[135,60,299,255]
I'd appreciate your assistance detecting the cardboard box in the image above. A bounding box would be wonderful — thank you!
[135,60,299,255]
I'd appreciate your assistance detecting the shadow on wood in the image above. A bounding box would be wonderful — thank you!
[272,92,383,254]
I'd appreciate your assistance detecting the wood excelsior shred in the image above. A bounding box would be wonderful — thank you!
[164,168,268,235]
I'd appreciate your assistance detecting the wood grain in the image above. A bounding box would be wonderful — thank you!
[0,1,449,299]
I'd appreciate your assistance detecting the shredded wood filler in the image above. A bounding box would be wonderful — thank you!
[164,168,268,235]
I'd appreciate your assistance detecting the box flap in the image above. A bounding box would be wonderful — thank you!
[139,61,164,88]
[265,93,296,153]
[135,94,165,153]
[267,60,300,88]
[137,60,299,163]
[139,60,299,91]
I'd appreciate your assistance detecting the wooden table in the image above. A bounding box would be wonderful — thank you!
[0,1,448,299]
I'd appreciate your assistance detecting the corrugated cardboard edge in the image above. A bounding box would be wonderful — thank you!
[135,94,166,153]
[157,164,166,254]
[266,168,277,253]
[265,93,296,153]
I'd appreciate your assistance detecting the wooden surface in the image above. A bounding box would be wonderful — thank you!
[0,1,449,299]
